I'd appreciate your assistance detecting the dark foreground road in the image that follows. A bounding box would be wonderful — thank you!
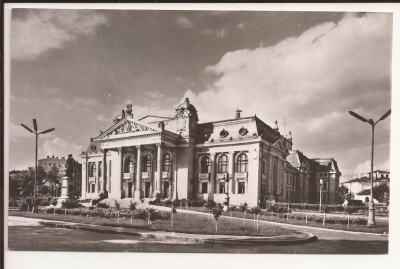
[8,225,388,254]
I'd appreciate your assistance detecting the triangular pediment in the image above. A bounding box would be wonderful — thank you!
[95,117,161,141]
[273,138,286,152]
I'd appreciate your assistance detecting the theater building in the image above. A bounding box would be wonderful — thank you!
[80,99,341,207]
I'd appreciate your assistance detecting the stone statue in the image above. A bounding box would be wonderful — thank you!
[65,154,75,179]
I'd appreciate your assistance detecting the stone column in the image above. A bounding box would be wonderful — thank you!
[209,153,215,197]
[94,162,99,194]
[134,145,142,199]
[118,147,123,198]
[156,143,163,196]
[228,151,235,194]
[103,149,108,196]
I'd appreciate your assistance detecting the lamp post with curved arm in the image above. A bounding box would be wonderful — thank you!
[348,109,391,226]
[21,119,55,212]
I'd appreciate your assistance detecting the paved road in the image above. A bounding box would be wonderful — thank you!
[7,217,388,254]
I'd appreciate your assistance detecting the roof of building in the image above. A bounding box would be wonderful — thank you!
[357,189,371,195]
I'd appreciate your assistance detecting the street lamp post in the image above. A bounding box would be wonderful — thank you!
[223,175,230,211]
[21,119,55,213]
[319,179,323,212]
[348,109,391,227]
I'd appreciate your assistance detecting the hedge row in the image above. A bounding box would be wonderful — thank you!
[43,207,171,221]
[256,211,368,225]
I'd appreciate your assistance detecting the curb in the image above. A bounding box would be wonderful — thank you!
[38,220,316,244]
[39,221,142,237]
[203,233,318,245]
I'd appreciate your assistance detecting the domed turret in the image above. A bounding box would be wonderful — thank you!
[174,98,199,122]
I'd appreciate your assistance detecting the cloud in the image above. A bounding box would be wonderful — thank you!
[9,121,37,141]
[202,28,228,38]
[175,16,193,29]
[184,13,392,178]
[11,10,108,60]
[96,114,113,123]
[39,136,83,160]
[146,91,164,99]
[353,158,390,176]
[237,23,245,29]
[216,29,227,38]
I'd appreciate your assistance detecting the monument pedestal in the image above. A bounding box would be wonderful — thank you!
[56,176,74,207]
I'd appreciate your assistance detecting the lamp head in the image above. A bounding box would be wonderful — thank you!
[379,109,391,121]
[348,111,368,123]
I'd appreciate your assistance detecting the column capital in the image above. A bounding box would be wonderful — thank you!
[135,145,141,151]
[156,142,164,149]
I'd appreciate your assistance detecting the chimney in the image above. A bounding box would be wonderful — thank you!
[52,155,54,158]
[47,155,49,158]
[235,109,242,119]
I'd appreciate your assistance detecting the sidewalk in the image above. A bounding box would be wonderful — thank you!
[8,216,316,245]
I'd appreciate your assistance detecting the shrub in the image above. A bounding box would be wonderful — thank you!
[187,199,206,207]
[351,217,368,225]
[9,199,19,207]
[114,200,121,210]
[228,206,237,211]
[205,200,217,209]
[51,198,58,206]
[62,199,80,209]
[149,200,160,206]
[239,202,248,212]
[129,201,137,211]
[96,202,109,208]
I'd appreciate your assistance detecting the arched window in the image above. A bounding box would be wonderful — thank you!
[144,155,152,172]
[88,162,96,177]
[200,157,211,173]
[218,155,228,173]
[163,153,171,172]
[124,155,135,173]
[98,161,102,177]
[236,153,248,172]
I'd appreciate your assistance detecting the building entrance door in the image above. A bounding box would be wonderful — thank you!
[163,182,169,198]
[144,182,151,198]
[128,182,132,198]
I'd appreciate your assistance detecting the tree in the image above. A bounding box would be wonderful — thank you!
[9,178,20,197]
[373,183,389,204]
[211,207,222,232]
[14,166,47,197]
[337,185,350,205]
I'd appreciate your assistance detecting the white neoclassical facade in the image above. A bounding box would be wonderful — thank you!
[80,99,340,207]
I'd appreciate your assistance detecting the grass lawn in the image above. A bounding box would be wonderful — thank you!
[9,210,298,237]
[180,207,389,234]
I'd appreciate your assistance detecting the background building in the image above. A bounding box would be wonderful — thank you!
[38,155,82,197]
[343,170,390,202]
[81,99,341,207]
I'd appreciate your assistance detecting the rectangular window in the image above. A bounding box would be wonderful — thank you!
[261,160,266,174]
[238,182,246,194]
[201,182,208,194]
[219,182,226,194]
[323,182,328,191]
